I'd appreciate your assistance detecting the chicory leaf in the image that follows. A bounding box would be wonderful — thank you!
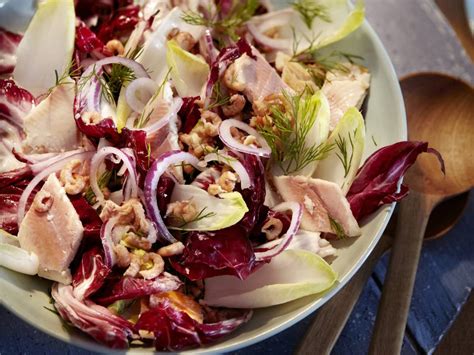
[203,249,337,308]
[314,107,365,194]
[168,184,248,231]
[13,0,76,96]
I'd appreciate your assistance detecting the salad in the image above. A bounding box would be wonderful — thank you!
[0,0,443,351]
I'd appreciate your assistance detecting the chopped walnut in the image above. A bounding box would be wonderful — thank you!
[114,244,131,268]
[59,159,89,195]
[100,198,149,232]
[158,241,185,257]
[33,190,53,213]
[243,135,258,146]
[179,111,222,158]
[223,63,245,91]
[139,252,164,279]
[207,183,224,196]
[166,200,198,226]
[124,253,141,277]
[123,231,152,251]
[124,251,164,279]
[105,39,124,56]
[168,29,196,51]
[218,171,237,192]
[262,217,284,240]
[222,94,246,117]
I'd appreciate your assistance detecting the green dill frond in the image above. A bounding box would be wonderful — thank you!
[257,89,334,174]
[329,216,347,239]
[84,170,113,205]
[182,0,259,41]
[207,81,231,109]
[175,207,217,228]
[125,45,144,61]
[292,0,331,28]
[335,129,357,178]
[48,58,82,94]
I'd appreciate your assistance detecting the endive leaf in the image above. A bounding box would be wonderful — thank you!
[204,249,337,308]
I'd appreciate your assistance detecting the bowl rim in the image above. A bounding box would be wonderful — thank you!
[1,17,407,355]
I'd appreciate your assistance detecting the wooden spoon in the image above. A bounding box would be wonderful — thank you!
[369,73,474,354]
[294,191,469,355]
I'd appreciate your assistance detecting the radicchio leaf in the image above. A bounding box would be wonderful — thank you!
[0,79,36,128]
[75,21,105,54]
[135,299,252,351]
[96,5,140,43]
[72,247,111,300]
[70,195,103,238]
[0,28,22,75]
[178,96,201,134]
[52,283,134,349]
[347,141,445,221]
[94,273,182,305]
[0,181,35,234]
[170,225,262,281]
[74,116,150,183]
[230,152,266,233]
[205,38,254,103]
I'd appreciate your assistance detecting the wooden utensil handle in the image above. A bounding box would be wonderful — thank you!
[369,191,439,354]
[295,234,392,355]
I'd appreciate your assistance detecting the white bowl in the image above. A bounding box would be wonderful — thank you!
[0,10,406,355]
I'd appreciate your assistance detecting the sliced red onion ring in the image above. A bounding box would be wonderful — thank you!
[30,149,89,174]
[100,216,119,267]
[202,151,251,189]
[144,151,203,244]
[90,147,138,208]
[83,56,150,79]
[125,77,158,113]
[247,22,291,52]
[76,56,150,115]
[254,202,302,261]
[247,9,295,51]
[17,151,94,224]
[219,119,272,158]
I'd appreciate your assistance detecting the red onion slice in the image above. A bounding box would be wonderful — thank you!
[83,56,150,79]
[144,151,202,244]
[76,56,150,115]
[100,216,119,267]
[17,151,94,224]
[202,151,251,189]
[90,147,139,207]
[219,119,272,158]
[125,77,158,113]
[254,202,302,261]
[30,149,89,174]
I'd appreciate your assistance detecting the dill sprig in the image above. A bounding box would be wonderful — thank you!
[84,170,113,205]
[207,81,231,109]
[335,129,357,178]
[175,207,217,228]
[257,90,334,174]
[182,0,259,40]
[329,216,347,239]
[292,0,331,28]
[48,59,82,94]
[135,67,172,129]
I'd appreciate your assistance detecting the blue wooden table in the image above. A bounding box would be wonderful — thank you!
[1,0,473,354]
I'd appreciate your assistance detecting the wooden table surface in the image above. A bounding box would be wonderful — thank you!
[1,1,473,354]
